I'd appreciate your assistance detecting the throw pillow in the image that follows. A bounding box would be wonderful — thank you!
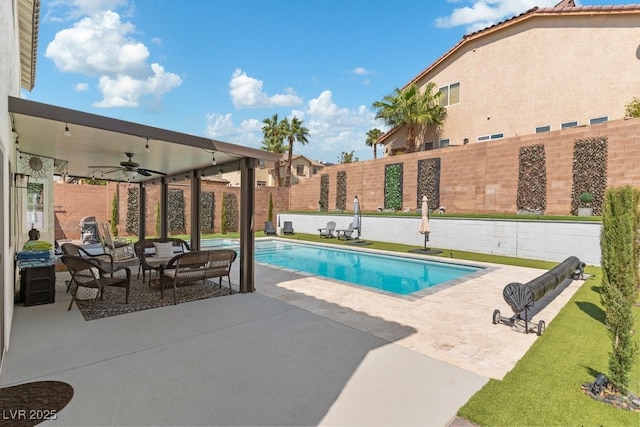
[153,242,174,259]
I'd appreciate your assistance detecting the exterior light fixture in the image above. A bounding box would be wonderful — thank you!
[211,151,217,165]
[64,123,71,137]
[145,138,150,152]
[123,169,138,180]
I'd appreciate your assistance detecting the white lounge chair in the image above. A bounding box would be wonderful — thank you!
[318,221,336,238]
[336,223,355,240]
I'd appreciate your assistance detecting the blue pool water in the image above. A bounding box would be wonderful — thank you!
[247,240,482,296]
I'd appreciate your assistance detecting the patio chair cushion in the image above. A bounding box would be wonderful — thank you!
[153,242,174,259]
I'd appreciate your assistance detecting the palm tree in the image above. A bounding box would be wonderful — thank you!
[261,114,286,187]
[281,117,309,187]
[365,128,383,159]
[372,82,446,153]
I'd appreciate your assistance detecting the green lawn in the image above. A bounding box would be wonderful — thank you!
[275,233,639,426]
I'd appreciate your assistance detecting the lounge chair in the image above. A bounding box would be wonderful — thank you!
[282,221,295,235]
[336,222,355,240]
[98,222,135,261]
[318,221,336,238]
[264,221,277,235]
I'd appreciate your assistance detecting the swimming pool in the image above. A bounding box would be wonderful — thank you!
[247,240,483,296]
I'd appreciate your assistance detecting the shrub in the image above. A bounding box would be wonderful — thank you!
[600,186,639,393]
[110,191,119,237]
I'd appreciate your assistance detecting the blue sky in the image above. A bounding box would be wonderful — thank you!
[28,0,620,163]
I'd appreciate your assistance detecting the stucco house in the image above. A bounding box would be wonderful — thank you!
[266,154,325,187]
[380,0,640,155]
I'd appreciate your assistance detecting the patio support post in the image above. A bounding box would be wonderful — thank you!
[139,183,146,242]
[160,178,168,239]
[239,158,256,293]
[190,170,201,251]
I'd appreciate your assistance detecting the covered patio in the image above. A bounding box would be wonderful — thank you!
[9,96,281,293]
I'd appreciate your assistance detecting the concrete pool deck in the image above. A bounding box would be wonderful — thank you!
[254,250,583,380]
[1,249,584,426]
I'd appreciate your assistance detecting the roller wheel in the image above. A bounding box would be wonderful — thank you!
[537,320,546,336]
[492,309,501,325]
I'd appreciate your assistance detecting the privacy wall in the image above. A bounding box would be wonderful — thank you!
[288,117,640,215]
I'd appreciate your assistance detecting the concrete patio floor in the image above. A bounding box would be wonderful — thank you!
[1,251,583,426]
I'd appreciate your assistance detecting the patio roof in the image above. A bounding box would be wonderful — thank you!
[9,96,280,183]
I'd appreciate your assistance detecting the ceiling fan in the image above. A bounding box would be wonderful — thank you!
[88,152,166,179]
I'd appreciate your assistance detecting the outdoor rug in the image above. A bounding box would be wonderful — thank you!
[74,277,236,321]
[0,381,73,426]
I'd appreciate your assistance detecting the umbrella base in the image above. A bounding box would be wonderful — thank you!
[409,248,443,255]
[346,240,372,246]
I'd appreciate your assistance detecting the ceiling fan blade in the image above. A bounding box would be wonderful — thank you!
[137,169,152,177]
[138,168,167,176]
[88,165,119,169]
[101,168,123,175]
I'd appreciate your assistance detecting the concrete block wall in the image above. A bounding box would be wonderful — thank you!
[54,182,289,240]
[278,213,602,266]
[289,117,640,215]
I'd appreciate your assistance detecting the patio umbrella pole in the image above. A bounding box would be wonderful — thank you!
[348,195,371,246]
[409,195,442,255]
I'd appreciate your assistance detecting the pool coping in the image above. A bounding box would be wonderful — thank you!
[251,239,585,380]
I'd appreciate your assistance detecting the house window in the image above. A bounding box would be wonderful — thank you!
[257,181,266,187]
[312,168,318,175]
[561,121,578,129]
[423,141,434,150]
[438,82,460,106]
[536,125,551,133]
[477,133,503,142]
[590,116,608,125]
[296,165,305,176]
[439,139,450,148]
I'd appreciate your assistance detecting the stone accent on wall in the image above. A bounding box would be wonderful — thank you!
[126,187,139,235]
[517,143,547,213]
[201,191,215,233]
[336,171,347,211]
[417,158,441,210]
[571,136,608,216]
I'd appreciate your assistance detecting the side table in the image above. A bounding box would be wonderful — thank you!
[17,259,56,307]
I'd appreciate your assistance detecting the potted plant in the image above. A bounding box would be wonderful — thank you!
[578,192,594,216]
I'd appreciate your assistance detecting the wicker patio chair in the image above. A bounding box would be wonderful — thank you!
[61,242,116,292]
[61,255,131,311]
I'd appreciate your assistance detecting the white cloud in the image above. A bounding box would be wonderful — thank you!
[435,0,561,33]
[205,113,263,148]
[229,69,303,108]
[74,82,89,91]
[44,9,181,108]
[94,63,181,108]
[205,89,385,162]
[151,37,162,46]
[352,67,370,76]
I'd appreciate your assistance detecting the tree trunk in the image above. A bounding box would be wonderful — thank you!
[406,125,416,153]
[284,140,294,187]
